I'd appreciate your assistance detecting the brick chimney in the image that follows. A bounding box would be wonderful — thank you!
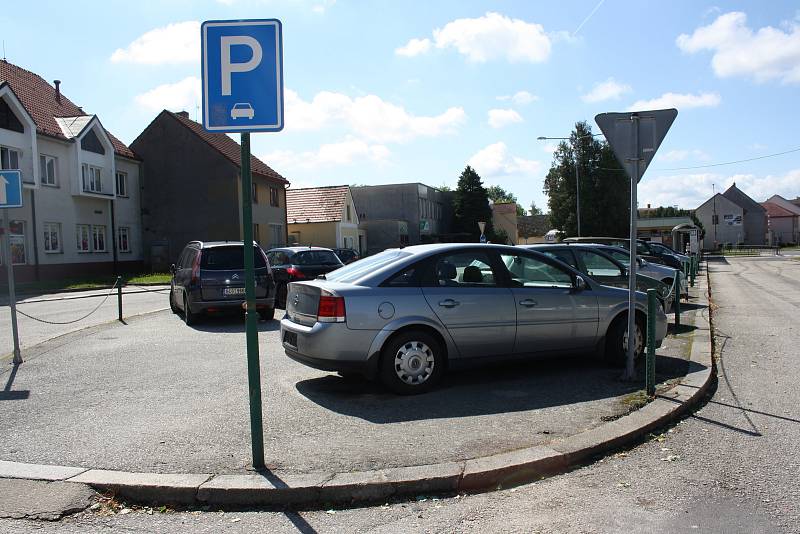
[53,80,61,103]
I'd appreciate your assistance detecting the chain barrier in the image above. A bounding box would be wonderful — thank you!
[125,283,171,294]
[14,279,121,325]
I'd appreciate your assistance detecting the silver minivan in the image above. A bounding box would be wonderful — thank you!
[280,244,667,394]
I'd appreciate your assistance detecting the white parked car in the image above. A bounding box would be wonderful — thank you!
[230,103,255,119]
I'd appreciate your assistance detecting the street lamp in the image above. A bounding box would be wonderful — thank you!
[537,133,602,237]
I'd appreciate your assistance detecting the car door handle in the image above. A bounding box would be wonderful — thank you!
[438,299,460,308]
[519,299,538,307]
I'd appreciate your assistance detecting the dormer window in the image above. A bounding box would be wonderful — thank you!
[81,129,105,155]
[0,98,24,133]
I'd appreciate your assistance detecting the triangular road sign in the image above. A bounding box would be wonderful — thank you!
[595,109,677,182]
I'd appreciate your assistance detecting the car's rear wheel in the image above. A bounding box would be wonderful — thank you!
[169,289,179,314]
[605,313,644,366]
[183,294,198,326]
[379,330,444,395]
[258,307,275,321]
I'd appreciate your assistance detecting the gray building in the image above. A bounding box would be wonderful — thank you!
[130,110,289,270]
[695,183,766,249]
[351,183,453,255]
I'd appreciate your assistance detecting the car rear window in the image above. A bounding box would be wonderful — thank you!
[200,246,266,270]
[328,249,412,283]
[293,250,341,266]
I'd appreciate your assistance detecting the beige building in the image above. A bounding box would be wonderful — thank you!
[286,185,366,253]
[490,202,519,245]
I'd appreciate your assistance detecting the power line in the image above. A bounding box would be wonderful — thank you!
[596,145,800,173]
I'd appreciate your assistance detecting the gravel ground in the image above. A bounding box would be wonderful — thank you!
[2,256,796,533]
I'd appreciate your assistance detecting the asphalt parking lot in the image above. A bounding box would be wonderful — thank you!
[0,303,695,476]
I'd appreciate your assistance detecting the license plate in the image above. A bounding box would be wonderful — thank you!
[283,331,297,347]
[223,287,245,296]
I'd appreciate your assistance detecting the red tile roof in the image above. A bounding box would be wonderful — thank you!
[286,186,350,223]
[0,60,136,159]
[167,111,288,184]
[761,202,797,218]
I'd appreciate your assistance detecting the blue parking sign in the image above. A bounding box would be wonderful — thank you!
[0,171,23,208]
[202,19,284,132]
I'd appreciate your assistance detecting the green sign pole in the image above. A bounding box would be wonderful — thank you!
[240,132,265,470]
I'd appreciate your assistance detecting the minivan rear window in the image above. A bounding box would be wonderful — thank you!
[200,246,266,270]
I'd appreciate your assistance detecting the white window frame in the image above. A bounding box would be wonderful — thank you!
[115,171,127,197]
[82,164,103,193]
[117,226,131,253]
[92,225,107,252]
[0,145,21,170]
[40,154,57,186]
[76,224,91,252]
[43,222,62,253]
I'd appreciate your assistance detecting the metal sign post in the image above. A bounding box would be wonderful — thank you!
[202,18,284,470]
[595,109,677,380]
[0,170,24,365]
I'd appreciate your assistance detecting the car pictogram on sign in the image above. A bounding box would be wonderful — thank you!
[231,102,255,119]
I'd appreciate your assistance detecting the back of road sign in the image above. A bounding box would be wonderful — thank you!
[595,109,677,182]
[202,19,284,133]
[0,170,23,208]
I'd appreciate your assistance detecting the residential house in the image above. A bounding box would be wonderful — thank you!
[285,185,365,253]
[762,195,800,245]
[490,202,518,244]
[351,183,453,255]
[130,110,288,270]
[0,60,142,282]
[695,182,766,249]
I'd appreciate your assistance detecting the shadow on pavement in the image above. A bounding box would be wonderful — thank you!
[668,323,699,335]
[0,363,30,401]
[678,302,708,312]
[183,313,282,334]
[296,354,703,424]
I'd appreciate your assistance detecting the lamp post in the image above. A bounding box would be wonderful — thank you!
[537,133,602,237]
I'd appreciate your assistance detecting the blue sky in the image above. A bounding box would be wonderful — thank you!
[4,1,799,212]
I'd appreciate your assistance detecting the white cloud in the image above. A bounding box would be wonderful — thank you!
[542,143,559,154]
[312,0,336,13]
[496,90,538,105]
[395,38,432,57]
[657,149,711,163]
[487,108,523,129]
[676,11,800,84]
[748,143,767,151]
[581,77,632,103]
[284,89,466,143]
[468,142,541,177]
[262,137,389,171]
[111,21,200,65]
[420,12,551,63]
[629,92,720,110]
[639,168,800,209]
[134,76,201,111]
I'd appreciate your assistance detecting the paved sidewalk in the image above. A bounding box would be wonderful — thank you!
[0,267,713,507]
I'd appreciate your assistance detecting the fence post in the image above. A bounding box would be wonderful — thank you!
[673,276,680,328]
[690,256,696,287]
[117,276,123,323]
[646,289,657,396]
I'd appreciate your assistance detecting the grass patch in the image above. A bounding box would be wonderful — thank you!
[621,390,651,411]
[11,273,171,295]
[127,273,171,285]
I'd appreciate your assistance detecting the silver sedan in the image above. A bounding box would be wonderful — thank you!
[280,243,667,394]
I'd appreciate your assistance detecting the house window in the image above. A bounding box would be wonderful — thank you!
[80,129,105,155]
[43,222,62,253]
[76,225,91,252]
[1,146,21,170]
[9,220,25,264]
[269,186,279,207]
[40,155,57,186]
[117,227,131,253]
[252,183,259,204]
[82,164,102,193]
[115,171,127,197]
[0,98,24,133]
[253,223,261,243]
[270,224,283,248]
[346,204,351,222]
[92,225,107,252]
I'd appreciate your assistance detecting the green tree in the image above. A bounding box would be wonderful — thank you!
[529,201,543,216]
[452,166,494,241]
[486,185,525,216]
[543,121,628,237]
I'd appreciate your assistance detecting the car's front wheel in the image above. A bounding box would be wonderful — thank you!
[379,330,444,395]
[605,313,644,366]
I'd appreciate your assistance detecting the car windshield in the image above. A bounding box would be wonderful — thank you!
[293,250,342,266]
[201,246,266,270]
[326,249,412,283]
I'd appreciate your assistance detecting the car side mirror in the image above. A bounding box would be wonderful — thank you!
[574,275,587,291]
[170,264,176,274]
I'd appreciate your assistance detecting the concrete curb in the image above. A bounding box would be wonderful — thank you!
[0,266,715,508]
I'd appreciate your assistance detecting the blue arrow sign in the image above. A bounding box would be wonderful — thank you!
[0,170,23,208]
[202,19,284,133]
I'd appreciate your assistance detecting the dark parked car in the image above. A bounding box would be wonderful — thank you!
[563,237,686,270]
[332,248,360,264]
[169,241,276,325]
[266,246,344,308]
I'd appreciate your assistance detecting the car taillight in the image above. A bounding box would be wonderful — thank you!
[317,290,345,323]
[191,250,202,285]
[286,267,305,279]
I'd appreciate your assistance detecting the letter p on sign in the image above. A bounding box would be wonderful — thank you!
[202,19,284,132]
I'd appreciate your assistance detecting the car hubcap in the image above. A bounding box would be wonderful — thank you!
[623,324,644,354]
[394,341,434,385]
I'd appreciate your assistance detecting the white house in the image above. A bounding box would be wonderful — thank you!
[0,60,142,282]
